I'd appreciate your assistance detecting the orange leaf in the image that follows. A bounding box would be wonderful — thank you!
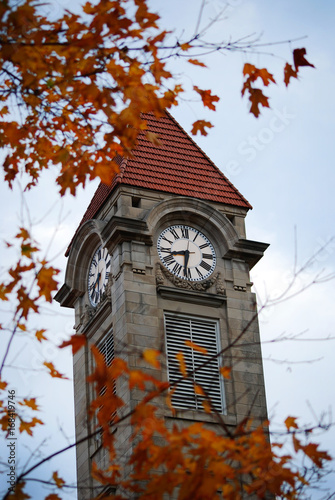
[59,334,86,355]
[176,352,187,377]
[0,379,8,390]
[142,348,161,369]
[19,398,39,411]
[202,400,212,414]
[284,416,299,430]
[194,86,220,111]
[284,62,298,87]
[188,58,206,68]
[19,417,43,436]
[45,495,62,500]
[194,384,205,396]
[35,329,47,342]
[220,366,231,379]
[185,340,207,355]
[191,120,213,136]
[52,471,65,489]
[43,362,68,379]
[36,265,59,302]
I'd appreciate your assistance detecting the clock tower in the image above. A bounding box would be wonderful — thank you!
[55,111,269,498]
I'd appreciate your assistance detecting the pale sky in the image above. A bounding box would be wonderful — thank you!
[1,1,334,498]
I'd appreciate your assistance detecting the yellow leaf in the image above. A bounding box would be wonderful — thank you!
[185,340,207,355]
[202,400,212,414]
[194,384,205,396]
[142,348,161,369]
[176,352,187,377]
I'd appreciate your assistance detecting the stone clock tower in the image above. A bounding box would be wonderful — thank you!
[55,111,269,498]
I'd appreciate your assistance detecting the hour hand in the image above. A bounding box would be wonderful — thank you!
[171,250,186,256]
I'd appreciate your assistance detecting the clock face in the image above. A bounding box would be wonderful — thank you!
[87,245,111,307]
[157,225,216,281]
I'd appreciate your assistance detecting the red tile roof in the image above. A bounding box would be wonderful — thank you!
[66,111,251,255]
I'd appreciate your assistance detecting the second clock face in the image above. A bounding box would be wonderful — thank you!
[157,225,216,281]
[88,245,111,307]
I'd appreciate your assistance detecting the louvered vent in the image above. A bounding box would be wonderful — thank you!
[98,331,115,367]
[164,313,225,413]
[96,329,116,432]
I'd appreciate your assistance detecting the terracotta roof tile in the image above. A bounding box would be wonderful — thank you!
[66,111,251,255]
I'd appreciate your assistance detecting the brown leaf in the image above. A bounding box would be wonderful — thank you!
[293,48,315,70]
[19,417,44,436]
[52,471,65,489]
[191,120,213,136]
[284,62,298,87]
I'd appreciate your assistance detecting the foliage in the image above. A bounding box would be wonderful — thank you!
[0,0,324,499]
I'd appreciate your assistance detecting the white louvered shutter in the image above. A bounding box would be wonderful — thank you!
[97,329,116,428]
[164,313,225,413]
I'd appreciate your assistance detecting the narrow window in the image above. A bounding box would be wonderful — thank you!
[164,313,225,413]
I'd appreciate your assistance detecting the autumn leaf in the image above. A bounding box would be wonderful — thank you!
[142,348,161,369]
[12,482,30,500]
[191,120,213,136]
[185,340,207,355]
[0,379,8,390]
[176,352,187,377]
[59,334,86,355]
[35,329,47,342]
[284,416,299,430]
[248,88,270,118]
[45,495,62,500]
[19,398,39,411]
[36,265,59,302]
[293,48,315,70]
[284,62,298,87]
[220,366,231,379]
[188,58,207,68]
[43,362,68,379]
[19,417,44,435]
[145,131,162,146]
[194,86,220,111]
[52,471,65,489]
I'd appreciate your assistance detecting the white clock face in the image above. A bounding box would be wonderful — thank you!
[88,245,111,307]
[157,225,216,281]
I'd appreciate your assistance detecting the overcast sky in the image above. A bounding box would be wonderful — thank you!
[1,1,334,498]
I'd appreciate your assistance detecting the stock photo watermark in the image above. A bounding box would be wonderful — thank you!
[6,389,17,494]
[223,107,296,178]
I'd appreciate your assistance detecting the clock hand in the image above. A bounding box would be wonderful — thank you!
[184,249,190,276]
[171,250,186,256]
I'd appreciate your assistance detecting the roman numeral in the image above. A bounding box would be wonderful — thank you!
[180,226,189,238]
[172,262,182,275]
[92,258,98,267]
[199,243,209,250]
[105,272,110,280]
[162,236,173,245]
[202,253,213,260]
[160,247,171,253]
[106,259,111,268]
[170,228,179,240]
[163,254,175,265]
[185,267,192,279]
[193,231,199,242]
[200,260,211,272]
[195,267,203,278]
[98,248,101,260]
